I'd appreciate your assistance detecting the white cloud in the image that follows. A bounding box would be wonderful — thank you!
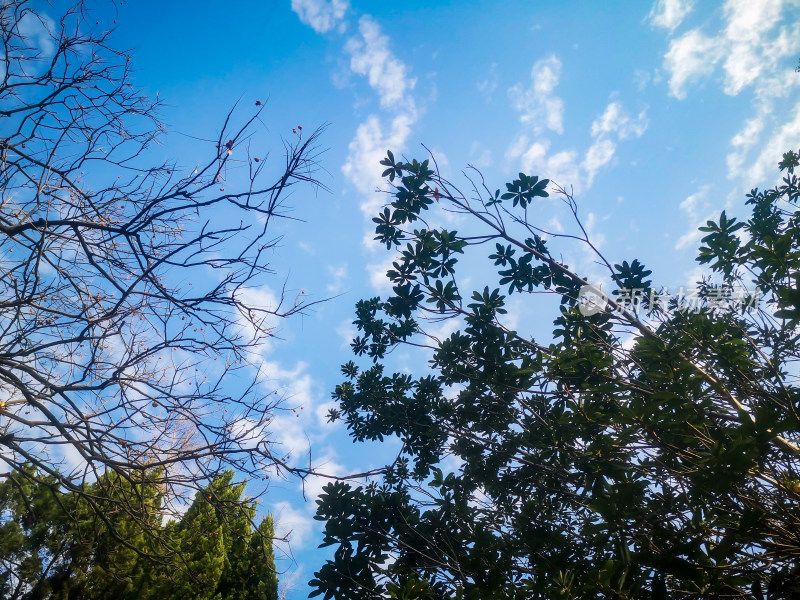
[252,356,324,467]
[291,0,348,34]
[507,138,581,192]
[583,212,607,251]
[648,0,694,31]
[342,112,415,216]
[726,112,768,176]
[300,451,346,502]
[655,1,800,183]
[748,100,800,184]
[591,102,649,140]
[583,138,617,188]
[469,141,492,168]
[230,282,341,473]
[730,115,767,150]
[477,62,498,99]
[506,134,532,161]
[273,500,315,549]
[511,100,647,192]
[664,29,722,99]
[508,55,565,134]
[544,149,582,191]
[314,399,341,428]
[339,16,418,217]
[546,215,564,233]
[297,241,316,255]
[675,186,713,250]
[17,10,56,58]
[633,68,653,91]
[584,102,648,186]
[424,317,462,345]
[234,285,285,349]
[505,59,644,199]
[345,16,417,109]
[620,332,642,351]
[721,0,786,95]
[367,254,396,293]
[662,0,800,99]
[682,264,708,290]
[439,451,465,476]
[326,264,348,295]
[679,187,707,218]
[278,566,306,599]
[675,225,707,251]
[335,318,356,349]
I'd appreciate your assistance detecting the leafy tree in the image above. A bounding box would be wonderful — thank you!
[0,0,323,527]
[239,515,280,600]
[0,466,161,599]
[311,149,800,599]
[0,467,279,600]
[151,472,278,600]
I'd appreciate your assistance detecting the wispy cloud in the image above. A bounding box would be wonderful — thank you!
[664,29,722,99]
[273,500,316,549]
[338,16,420,224]
[335,318,356,350]
[342,112,415,215]
[721,0,788,95]
[291,0,348,33]
[469,141,492,168]
[477,62,498,99]
[749,101,800,184]
[326,264,349,295]
[674,185,713,250]
[508,55,564,134]
[727,111,768,176]
[584,101,648,187]
[333,14,420,221]
[345,16,417,110]
[293,10,418,211]
[505,55,575,188]
[366,254,397,293]
[656,0,800,184]
[648,0,694,32]
[582,139,617,188]
[508,96,647,193]
[507,138,581,191]
[662,0,799,98]
[591,101,649,140]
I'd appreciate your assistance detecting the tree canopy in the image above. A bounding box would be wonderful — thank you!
[0,466,278,600]
[311,149,800,599]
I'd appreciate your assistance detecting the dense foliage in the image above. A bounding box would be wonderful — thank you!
[311,150,800,599]
[0,467,278,600]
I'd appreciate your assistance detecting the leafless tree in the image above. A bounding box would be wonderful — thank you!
[0,0,325,527]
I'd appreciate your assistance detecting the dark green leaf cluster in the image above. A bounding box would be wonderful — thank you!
[489,173,550,208]
[312,150,800,599]
[374,155,437,249]
[699,150,800,320]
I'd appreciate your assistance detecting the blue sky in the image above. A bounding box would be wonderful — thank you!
[101,0,800,596]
